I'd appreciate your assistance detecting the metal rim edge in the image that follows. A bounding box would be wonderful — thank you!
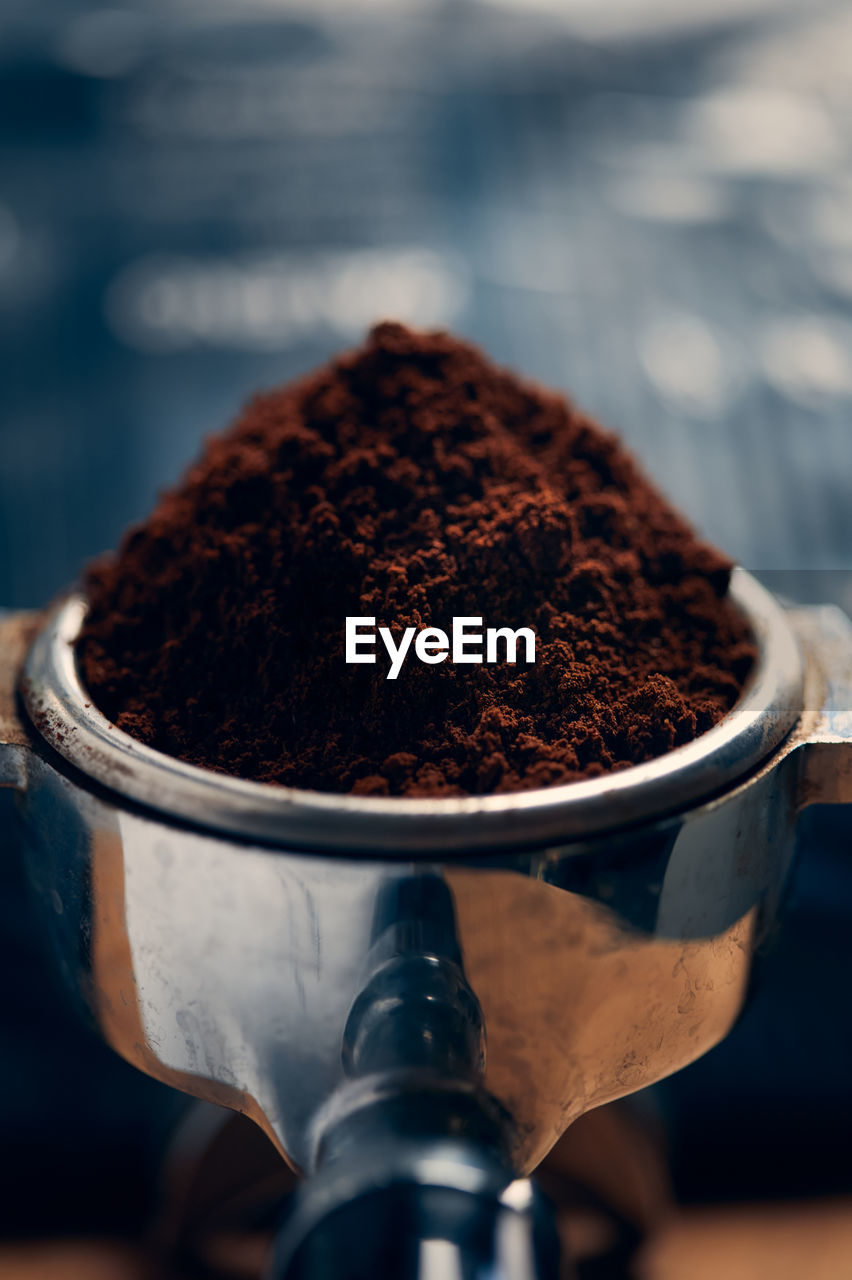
[19,569,804,854]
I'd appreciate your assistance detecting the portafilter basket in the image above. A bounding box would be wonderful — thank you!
[2,568,851,1279]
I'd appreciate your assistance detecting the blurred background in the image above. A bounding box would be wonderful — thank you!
[1,0,851,1274]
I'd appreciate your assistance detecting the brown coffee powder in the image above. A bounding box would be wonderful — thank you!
[78,323,754,797]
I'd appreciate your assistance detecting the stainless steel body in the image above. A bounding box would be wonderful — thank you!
[0,569,849,1172]
[2,569,852,1276]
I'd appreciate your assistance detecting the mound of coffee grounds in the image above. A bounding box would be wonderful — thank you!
[78,323,755,797]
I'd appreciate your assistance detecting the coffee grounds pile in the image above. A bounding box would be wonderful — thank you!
[79,323,754,797]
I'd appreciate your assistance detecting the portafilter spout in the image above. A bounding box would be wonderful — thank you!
[2,568,852,1278]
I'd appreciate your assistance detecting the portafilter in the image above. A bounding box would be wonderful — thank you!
[1,568,851,1278]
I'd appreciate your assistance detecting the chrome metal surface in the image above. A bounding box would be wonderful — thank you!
[0,609,38,791]
[0,579,851,1187]
[266,1128,560,1280]
[786,601,852,807]
[19,569,802,852]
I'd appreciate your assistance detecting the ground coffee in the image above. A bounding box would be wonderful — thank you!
[78,323,755,797]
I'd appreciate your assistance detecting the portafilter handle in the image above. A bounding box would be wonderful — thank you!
[266,873,565,1280]
[267,1151,563,1280]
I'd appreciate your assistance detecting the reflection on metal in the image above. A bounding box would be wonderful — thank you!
[448,869,756,1172]
[418,1240,464,1280]
[1,573,852,1267]
[0,610,38,790]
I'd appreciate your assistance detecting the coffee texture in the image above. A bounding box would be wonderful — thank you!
[79,323,755,797]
